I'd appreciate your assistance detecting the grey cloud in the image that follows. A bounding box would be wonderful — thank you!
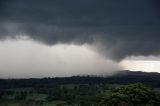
[0,0,160,60]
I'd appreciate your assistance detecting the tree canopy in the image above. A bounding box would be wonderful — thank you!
[100,83,160,106]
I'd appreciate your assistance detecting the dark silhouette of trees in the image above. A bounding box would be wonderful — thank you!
[0,71,160,89]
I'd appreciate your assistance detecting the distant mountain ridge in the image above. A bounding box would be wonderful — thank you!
[116,70,160,77]
[0,70,160,89]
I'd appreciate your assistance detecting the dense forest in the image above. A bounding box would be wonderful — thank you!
[0,70,160,106]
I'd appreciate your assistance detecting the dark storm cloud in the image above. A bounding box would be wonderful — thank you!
[0,0,160,60]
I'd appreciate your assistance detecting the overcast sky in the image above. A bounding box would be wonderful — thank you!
[0,0,160,78]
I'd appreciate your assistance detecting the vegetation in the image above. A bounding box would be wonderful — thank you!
[0,71,160,105]
[100,83,160,106]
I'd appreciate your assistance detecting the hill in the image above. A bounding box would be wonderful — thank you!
[0,70,160,89]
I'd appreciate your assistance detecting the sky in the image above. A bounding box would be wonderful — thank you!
[0,0,160,78]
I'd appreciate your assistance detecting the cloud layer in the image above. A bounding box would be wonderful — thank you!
[0,40,121,78]
[0,0,160,60]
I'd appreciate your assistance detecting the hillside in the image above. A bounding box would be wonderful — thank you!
[0,70,160,88]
